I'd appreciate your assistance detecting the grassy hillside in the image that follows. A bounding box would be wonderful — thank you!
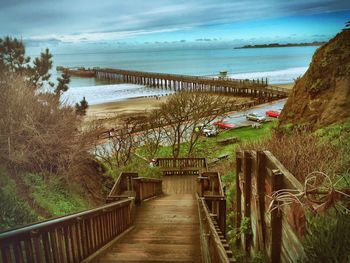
[0,167,103,231]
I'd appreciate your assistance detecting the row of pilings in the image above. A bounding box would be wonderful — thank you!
[94,69,289,98]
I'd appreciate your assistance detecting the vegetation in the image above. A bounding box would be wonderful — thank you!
[0,37,106,230]
[75,96,89,116]
[301,209,350,262]
[22,173,92,216]
[0,167,38,230]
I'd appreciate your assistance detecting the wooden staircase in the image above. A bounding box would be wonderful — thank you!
[96,194,201,262]
[0,159,234,263]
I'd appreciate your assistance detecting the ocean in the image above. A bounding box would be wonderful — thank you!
[27,45,318,105]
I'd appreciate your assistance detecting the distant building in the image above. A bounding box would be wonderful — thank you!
[219,70,228,78]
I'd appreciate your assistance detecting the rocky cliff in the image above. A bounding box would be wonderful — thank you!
[280,29,350,129]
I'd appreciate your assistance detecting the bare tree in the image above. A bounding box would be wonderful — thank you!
[158,92,235,157]
[186,93,234,156]
[140,109,165,160]
[94,117,142,169]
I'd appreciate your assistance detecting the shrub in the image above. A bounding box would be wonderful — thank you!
[301,209,350,262]
[240,130,343,181]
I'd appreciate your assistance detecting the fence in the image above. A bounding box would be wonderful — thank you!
[236,150,305,263]
[0,199,134,263]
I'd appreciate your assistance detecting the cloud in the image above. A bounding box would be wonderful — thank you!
[23,37,63,46]
[1,0,350,42]
[195,38,213,41]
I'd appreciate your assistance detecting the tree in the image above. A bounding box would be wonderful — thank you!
[158,92,234,157]
[75,97,89,116]
[55,72,70,95]
[346,20,350,27]
[94,117,142,168]
[140,109,165,159]
[0,36,29,73]
[28,48,53,89]
[0,36,96,177]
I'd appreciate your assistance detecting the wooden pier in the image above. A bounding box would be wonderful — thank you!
[58,67,291,98]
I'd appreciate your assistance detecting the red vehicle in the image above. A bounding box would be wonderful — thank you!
[213,119,235,129]
[265,110,281,118]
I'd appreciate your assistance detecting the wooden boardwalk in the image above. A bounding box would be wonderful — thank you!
[96,194,201,263]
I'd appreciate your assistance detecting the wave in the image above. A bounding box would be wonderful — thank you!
[229,67,308,84]
[62,83,174,105]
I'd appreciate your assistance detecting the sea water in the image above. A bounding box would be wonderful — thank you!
[27,45,318,105]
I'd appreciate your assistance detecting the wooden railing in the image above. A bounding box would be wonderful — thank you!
[198,197,236,263]
[0,199,134,263]
[197,172,227,234]
[236,150,305,263]
[106,172,162,204]
[106,172,138,203]
[155,157,208,175]
[133,177,163,204]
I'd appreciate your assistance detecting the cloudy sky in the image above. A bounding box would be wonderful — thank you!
[1,0,349,46]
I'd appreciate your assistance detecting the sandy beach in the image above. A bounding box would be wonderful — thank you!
[85,96,168,127]
[271,83,294,89]
[85,83,294,128]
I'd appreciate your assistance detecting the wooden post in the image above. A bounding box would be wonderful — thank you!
[243,151,252,253]
[256,151,266,251]
[133,179,141,204]
[219,198,227,235]
[271,169,283,263]
[235,152,242,246]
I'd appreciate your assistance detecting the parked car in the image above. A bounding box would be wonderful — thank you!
[213,119,235,129]
[202,124,219,137]
[246,113,266,122]
[265,110,281,118]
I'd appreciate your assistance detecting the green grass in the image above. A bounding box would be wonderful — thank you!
[22,173,92,217]
[112,159,163,179]
[0,167,38,231]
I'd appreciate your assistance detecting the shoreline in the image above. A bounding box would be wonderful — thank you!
[85,83,294,128]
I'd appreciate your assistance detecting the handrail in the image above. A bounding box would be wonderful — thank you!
[197,197,235,263]
[155,157,208,175]
[0,198,134,262]
[106,172,162,204]
[106,172,138,203]
[133,177,163,204]
[235,150,305,262]
[197,172,226,234]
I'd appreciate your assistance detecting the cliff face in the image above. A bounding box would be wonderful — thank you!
[280,29,350,129]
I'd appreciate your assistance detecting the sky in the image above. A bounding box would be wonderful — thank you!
[0,0,350,48]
